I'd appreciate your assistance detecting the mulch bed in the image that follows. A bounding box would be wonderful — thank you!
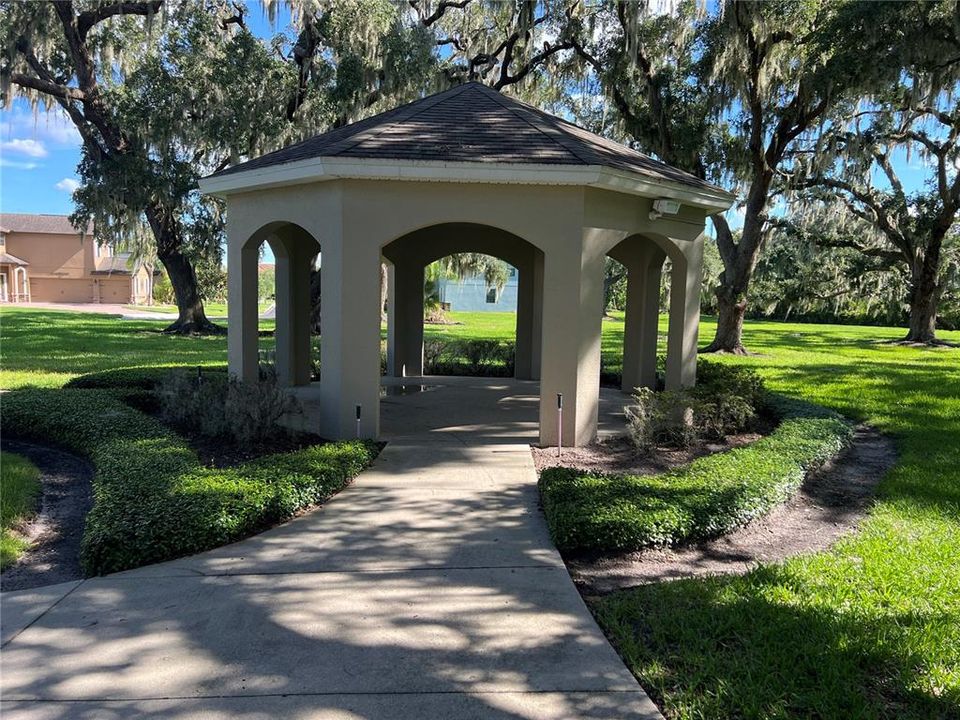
[531,430,765,477]
[183,429,330,468]
[1,440,93,592]
[548,424,895,596]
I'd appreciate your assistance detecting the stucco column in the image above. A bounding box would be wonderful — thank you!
[274,231,314,387]
[227,230,259,384]
[538,230,606,447]
[319,226,382,439]
[514,250,544,380]
[621,245,665,393]
[386,259,424,377]
[665,235,704,389]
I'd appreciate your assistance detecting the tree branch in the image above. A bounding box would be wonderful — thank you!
[77,1,164,40]
[8,71,85,101]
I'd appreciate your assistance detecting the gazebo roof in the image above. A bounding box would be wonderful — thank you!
[204,83,731,209]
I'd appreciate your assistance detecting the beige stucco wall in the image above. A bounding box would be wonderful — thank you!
[224,178,708,445]
[5,231,91,279]
[2,230,139,304]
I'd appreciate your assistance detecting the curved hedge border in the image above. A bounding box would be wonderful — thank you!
[65,364,228,390]
[3,375,377,575]
[539,395,853,553]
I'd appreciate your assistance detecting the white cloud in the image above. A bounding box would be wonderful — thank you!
[0,104,82,149]
[0,158,38,170]
[1,138,48,157]
[55,177,81,193]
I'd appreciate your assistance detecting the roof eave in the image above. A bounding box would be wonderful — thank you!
[199,157,734,213]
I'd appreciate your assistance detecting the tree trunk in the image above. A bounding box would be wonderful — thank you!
[702,178,772,354]
[310,268,322,335]
[904,257,941,344]
[704,286,748,354]
[157,248,222,335]
[380,263,388,323]
[145,204,221,335]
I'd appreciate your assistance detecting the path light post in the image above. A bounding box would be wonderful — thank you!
[356,404,362,439]
[196,365,202,387]
[557,393,563,458]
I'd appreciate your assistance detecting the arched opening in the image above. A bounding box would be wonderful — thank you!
[381,223,545,383]
[233,221,321,387]
[606,233,687,393]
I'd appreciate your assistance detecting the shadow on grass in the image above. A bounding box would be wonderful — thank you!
[595,564,959,720]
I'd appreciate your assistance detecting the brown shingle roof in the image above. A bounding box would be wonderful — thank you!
[0,213,93,236]
[212,83,720,193]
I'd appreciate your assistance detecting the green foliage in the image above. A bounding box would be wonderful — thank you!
[0,387,377,575]
[0,452,41,567]
[152,269,176,305]
[623,361,766,451]
[422,338,515,377]
[66,365,227,391]
[541,399,851,552]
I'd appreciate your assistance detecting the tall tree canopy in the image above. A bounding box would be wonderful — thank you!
[795,0,960,343]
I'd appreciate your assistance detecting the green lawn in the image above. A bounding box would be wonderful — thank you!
[1,306,958,716]
[0,452,41,567]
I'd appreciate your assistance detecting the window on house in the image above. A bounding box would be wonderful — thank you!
[486,287,498,304]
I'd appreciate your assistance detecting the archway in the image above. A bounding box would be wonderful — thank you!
[606,233,695,393]
[381,223,545,382]
[230,221,321,387]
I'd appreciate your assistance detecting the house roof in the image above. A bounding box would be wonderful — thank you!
[92,255,132,275]
[210,83,725,197]
[0,251,29,266]
[0,213,93,236]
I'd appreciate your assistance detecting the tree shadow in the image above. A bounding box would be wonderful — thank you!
[594,564,960,719]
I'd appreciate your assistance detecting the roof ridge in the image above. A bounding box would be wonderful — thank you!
[479,87,590,165]
[325,84,472,157]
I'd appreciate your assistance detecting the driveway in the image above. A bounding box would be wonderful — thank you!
[0,379,659,719]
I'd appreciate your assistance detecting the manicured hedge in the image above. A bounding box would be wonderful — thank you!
[539,396,852,553]
[1,387,377,575]
[65,364,228,390]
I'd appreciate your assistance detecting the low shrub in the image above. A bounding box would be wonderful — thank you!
[156,370,300,446]
[423,338,515,377]
[624,362,767,453]
[1,387,378,575]
[540,396,852,553]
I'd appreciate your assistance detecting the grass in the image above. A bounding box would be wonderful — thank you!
[0,452,42,567]
[122,302,271,315]
[1,306,958,716]
[540,397,852,552]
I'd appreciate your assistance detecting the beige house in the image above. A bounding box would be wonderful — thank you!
[200,83,733,446]
[0,213,154,304]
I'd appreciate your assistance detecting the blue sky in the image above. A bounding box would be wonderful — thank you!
[0,4,935,231]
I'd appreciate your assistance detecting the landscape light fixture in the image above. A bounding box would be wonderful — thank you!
[649,198,682,221]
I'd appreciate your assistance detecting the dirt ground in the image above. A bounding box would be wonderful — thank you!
[554,425,895,596]
[1,440,93,592]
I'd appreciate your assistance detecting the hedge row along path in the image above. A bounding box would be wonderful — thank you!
[569,424,896,595]
[1,378,661,720]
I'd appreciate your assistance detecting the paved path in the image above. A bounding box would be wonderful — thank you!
[1,379,658,719]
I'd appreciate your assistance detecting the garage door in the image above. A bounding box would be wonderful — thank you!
[97,277,130,303]
[29,278,94,303]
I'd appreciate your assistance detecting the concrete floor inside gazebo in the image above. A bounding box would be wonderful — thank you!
[283,375,631,443]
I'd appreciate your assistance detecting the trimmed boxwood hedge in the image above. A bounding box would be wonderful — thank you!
[2,384,377,575]
[65,364,228,390]
[539,396,853,553]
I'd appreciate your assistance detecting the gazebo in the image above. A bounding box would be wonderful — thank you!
[199,83,732,446]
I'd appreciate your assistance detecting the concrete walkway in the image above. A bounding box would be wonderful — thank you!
[1,379,659,719]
